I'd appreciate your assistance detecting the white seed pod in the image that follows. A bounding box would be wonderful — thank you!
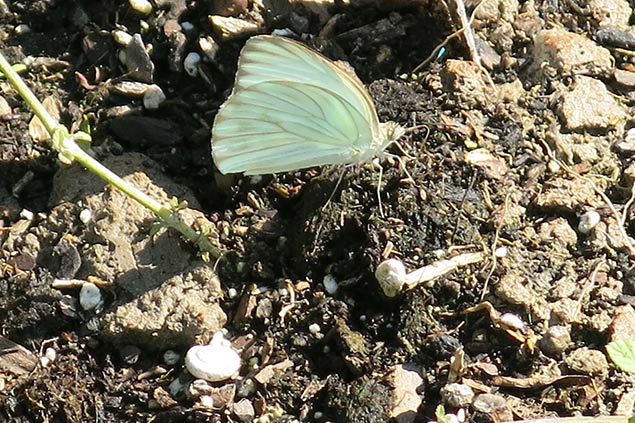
[185,332,241,382]
[79,282,103,311]
[578,210,601,234]
[183,52,201,77]
[375,259,406,297]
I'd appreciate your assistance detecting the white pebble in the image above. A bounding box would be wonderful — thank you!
[163,350,180,365]
[143,84,166,109]
[40,347,57,367]
[129,0,152,14]
[79,282,103,311]
[375,259,406,297]
[578,210,601,234]
[185,332,241,382]
[323,274,338,294]
[180,21,194,32]
[199,36,219,61]
[494,246,508,258]
[227,287,238,298]
[14,24,31,35]
[79,208,92,224]
[547,160,561,173]
[308,323,321,334]
[20,209,34,220]
[183,52,201,77]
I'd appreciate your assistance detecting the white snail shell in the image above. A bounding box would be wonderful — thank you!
[375,259,407,298]
[185,332,241,382]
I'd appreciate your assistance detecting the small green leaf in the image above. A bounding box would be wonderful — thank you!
[606,339,635,373]
[628,415,635,423]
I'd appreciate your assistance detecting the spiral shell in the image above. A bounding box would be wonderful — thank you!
[185,332,241,382]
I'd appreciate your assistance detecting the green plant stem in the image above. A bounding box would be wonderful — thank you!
[0,51,221,260]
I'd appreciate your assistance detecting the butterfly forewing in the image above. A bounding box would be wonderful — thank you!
[211,35,393,175]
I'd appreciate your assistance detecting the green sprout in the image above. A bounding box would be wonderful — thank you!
[0,51,221,262]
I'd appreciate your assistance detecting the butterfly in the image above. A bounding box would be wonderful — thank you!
[211,35,406,176]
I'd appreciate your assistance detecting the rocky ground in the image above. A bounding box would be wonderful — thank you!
[2,0,635,422]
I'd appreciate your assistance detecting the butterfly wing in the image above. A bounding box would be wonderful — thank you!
[211,35,384,175]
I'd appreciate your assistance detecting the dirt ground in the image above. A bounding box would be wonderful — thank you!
[2,0,635,422]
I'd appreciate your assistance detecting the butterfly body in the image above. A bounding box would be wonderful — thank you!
[211,35,405,175]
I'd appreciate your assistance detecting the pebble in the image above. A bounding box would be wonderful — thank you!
[323,274,338,294]
[471,393,513,422]
[79,208,92,224]
[112,30,132,46]
[578,210,601,234]
[233,398,256,423]
[564,347,609,375]
[163,350,180,365]
[558,76,626,131]
[608,305,635,342]
[532,28,613,76]
[208,15,260,40]
[79,282,103,311]
[441,383,475,408]
[143,84,166,109]
[129,0,152,14]
[183,52,201,77]
[120,345,141,364]
[125,33,154,83]
[539,325,571,356]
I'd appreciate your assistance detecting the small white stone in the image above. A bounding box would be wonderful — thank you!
[375,259,406,297]
[143,84,166,109]
[14,24,31,35]
[199,36,219,61]
[180,21,194,32]
[163,350,180,365]
[79,282,103,311]
[184,52,201,77]
[308,323,321,334]
[20,209,34,220]
[112,30,132,46]
[129,0,152,14]
[185,332,241,382]
[323,274,338,294]
[547,160,561,173]
[578,210,601,234]
[40,347,57,367]
[79,208,92,224]
[494,246,508,258]
[227,287,238,298]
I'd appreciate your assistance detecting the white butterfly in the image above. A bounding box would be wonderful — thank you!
[211,35,406,176]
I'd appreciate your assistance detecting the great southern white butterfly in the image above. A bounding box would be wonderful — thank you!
[211,34,406,176]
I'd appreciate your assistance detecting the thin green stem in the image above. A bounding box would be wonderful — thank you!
[0,51,221,260]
